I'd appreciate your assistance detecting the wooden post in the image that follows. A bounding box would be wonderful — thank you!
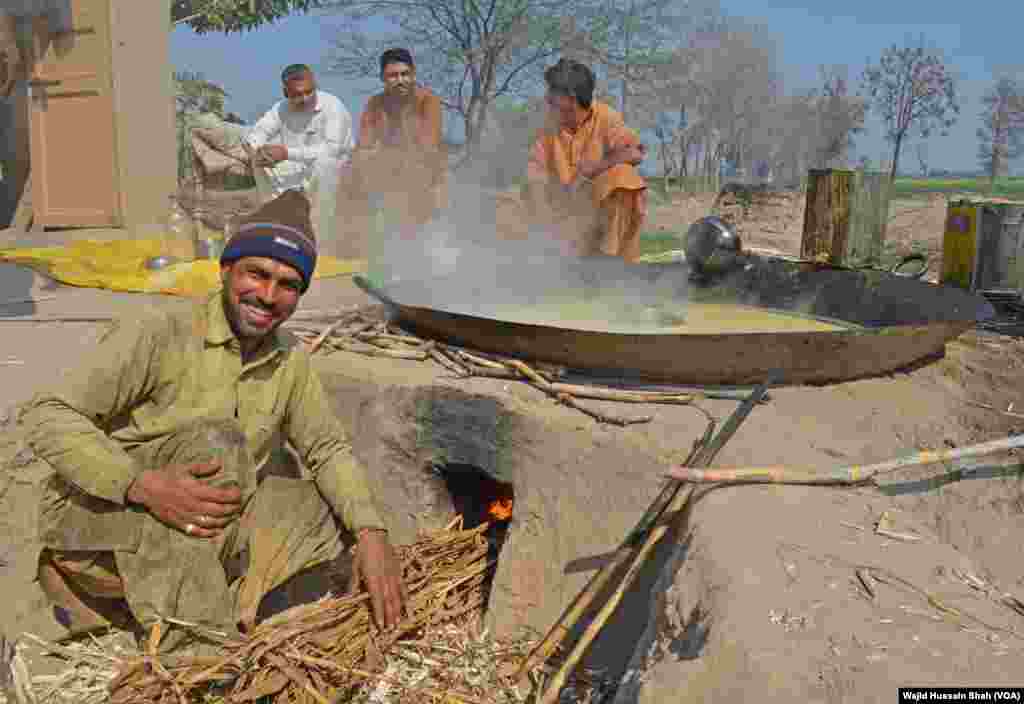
[848,171,891,266]
[801,169,890,268]
[801,168,853,265]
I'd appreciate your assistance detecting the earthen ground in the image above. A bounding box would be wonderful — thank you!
[2,192,1023,702]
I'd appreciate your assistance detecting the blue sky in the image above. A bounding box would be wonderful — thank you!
[170,0,1024,174]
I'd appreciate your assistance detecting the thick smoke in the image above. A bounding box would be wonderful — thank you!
[367,105,690,330]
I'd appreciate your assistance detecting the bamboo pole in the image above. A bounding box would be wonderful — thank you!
[666,433,1024,485]
[519,382,769,691]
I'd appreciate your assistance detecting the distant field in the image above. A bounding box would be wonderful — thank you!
[891,177,1024,200]
[639,231,683,257]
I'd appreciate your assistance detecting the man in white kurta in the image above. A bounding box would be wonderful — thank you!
[246,64,354,240]
[189,64,353,241]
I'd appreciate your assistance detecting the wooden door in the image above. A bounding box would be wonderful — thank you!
[28,0,120,228]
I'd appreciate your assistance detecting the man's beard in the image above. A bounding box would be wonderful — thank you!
[221,286,280,341]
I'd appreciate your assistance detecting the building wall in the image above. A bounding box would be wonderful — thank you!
[0,13,30,228]
[0,86,29,228]
[109,0,176,229]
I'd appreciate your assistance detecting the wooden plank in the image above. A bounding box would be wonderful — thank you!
[11,168,32,231]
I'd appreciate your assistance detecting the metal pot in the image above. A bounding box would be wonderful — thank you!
[684,216,743,277]
[143,255,180,271]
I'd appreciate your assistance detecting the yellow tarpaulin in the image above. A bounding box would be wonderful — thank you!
[0,238,368,298]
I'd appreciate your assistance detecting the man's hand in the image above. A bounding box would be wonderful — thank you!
[355,529,407,630]
[612,143,647,167]
[126,463,243,539]
[576,158,604,181]
[578,144,647,181]
[255,144,288,166]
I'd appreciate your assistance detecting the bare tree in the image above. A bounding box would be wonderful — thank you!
[861,37,959,181]
[323,0,581,156]
[814,64,865,168]
[632,16,780,190]
[576,0,684,121]
[915,142,929,177]
[977,76,1024,182]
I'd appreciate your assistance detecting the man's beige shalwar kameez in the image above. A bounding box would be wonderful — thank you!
[23,294,386,652]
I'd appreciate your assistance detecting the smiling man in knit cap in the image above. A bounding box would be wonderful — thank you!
[22,190,405,657]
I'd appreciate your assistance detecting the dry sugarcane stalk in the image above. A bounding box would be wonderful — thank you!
[505,359,651,426]
[555,392,653,426]
[109,525,495,703]
[453,349,507,371]
[338,340,429,361]
[355,331,424,346]
[548,383,693,405]
[463,365,521,380]
[428,346,471,378]
[530,382,769,703]
[538,524,663,704]
[666,433,1024,486]
[310,319,348,354]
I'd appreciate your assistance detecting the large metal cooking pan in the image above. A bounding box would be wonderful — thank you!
[355,255,995,386]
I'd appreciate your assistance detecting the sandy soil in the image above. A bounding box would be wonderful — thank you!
[3,191,1023,701]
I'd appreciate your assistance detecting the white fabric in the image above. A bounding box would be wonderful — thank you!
[245,90,353,240]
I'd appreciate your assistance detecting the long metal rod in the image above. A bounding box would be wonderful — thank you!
[518,381,769,689]
[534,381,769,704]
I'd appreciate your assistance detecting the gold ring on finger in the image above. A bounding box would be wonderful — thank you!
[185,523,196,535]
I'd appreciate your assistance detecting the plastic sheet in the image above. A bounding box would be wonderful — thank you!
[0,237,366,297]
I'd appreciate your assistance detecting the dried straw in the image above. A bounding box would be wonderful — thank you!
[45,522,519,704]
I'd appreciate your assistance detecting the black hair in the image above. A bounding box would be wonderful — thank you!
[281,63,313,83]
[379,48,414,74]
[544,58,595,109]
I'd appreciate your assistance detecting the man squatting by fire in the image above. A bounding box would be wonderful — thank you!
[23,190,405,656]
[344,48,446,241]
[525,59,649,262]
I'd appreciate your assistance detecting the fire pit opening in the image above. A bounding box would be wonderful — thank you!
[434,462,514,568]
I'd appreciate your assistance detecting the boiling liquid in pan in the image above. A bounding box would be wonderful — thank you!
[479,301,852,334]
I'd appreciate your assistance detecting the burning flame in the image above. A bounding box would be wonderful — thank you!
[487,498,514,521]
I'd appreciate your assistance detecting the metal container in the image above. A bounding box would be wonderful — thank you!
[355,255,994,386]
[942,198,1024,294]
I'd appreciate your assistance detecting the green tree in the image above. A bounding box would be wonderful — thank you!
[861,37,959,182]
[171,0,326,34]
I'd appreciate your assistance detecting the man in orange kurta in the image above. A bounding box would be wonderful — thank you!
[526,59,648,262]
[347,48,445,239]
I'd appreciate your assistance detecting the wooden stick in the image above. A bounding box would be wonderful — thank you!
[666,433,1024,486]
[520,382,768,690]
[338,340,428,361]
[964,400,1024,421]
[428,346,470,377]
[538,523,663,704]
[504,359,651,425]
[310,319,347,354]
[548,383,693,405]
[453,349,506,370]
[354,331,423,345]
[513,433,711,687]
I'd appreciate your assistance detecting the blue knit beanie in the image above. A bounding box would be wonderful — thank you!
[220,189,318,290]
